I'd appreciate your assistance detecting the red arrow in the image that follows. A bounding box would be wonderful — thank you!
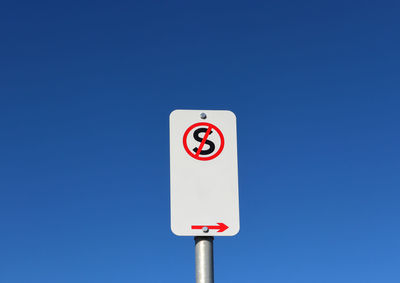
[191,222,229,233]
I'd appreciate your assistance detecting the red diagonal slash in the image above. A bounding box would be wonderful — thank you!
[191,222,229,232]
[194,126,213,157]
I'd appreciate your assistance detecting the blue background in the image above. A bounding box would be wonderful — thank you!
[1,1,399,282]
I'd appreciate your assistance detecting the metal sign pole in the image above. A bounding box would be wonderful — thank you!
[195,236,214,283]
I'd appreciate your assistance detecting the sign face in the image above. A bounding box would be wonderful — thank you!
[169,110,240,236]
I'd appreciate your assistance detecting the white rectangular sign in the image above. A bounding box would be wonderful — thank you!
[169,109,240,236]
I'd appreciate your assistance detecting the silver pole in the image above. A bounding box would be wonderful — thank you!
[195,236,214,283]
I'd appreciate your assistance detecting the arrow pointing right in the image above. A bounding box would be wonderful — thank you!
[191,222,229,233]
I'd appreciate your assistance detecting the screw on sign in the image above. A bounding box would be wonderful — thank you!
[183,122,225,161]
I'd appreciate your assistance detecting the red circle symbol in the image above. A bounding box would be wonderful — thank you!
[183,122,225,161]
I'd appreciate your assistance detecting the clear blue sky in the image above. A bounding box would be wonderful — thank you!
[1,1,399,282]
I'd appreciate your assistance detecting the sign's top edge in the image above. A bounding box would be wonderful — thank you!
[170,109,234,112]
[169,109,236,119]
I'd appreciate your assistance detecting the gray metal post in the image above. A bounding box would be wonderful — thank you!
[195,236,214,283]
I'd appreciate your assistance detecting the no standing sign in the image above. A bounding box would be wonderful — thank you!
[169,110,240,236]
